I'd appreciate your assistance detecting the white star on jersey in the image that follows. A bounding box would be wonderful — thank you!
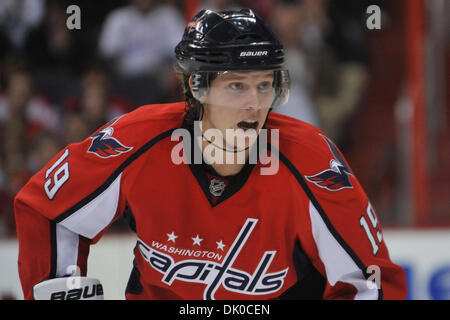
[216,240,226,251]
[192,234,203,246]
[167,231,178,243]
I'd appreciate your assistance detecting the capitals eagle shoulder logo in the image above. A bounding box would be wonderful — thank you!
[305,134,354,191]
[87,117,133,158]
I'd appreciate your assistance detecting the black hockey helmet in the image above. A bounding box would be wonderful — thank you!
[176,8,290,118]
[175,8,285,72]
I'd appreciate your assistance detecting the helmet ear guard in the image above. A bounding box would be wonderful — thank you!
[272,69,290,108]
[189,72,213,103]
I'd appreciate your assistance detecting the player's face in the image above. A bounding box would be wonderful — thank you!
[200,71,274,150]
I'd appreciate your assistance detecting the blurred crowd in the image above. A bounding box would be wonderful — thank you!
[0,0,377,237]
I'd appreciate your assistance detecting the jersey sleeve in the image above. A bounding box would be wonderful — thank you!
[14,117,134,299]
[295,133,407,300]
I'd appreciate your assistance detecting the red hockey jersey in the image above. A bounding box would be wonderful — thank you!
[14,102,407,300]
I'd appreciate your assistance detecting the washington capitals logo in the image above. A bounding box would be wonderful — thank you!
[137,218,289,299]
[305,134,353,191]
[88,119,132,158]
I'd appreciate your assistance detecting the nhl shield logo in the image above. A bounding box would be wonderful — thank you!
[209,179,226,197]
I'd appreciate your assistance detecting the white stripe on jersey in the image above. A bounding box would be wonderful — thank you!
[59,173,122,239]
[56,224,79,277]
[308,201,379,300]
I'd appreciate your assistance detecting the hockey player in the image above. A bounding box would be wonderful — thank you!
[15,9,407,300]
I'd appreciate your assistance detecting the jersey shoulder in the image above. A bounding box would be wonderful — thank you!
[267,112,332,160]
[14,102,187,222]
[266,112,354,182]
[88,101,186,152]
[111,101,185,134]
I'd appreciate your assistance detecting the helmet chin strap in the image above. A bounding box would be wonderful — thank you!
[201,133,249,153]
[197,105,249,153]
[197,106,273,154]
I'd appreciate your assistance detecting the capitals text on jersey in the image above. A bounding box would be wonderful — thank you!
[137,218,289,299]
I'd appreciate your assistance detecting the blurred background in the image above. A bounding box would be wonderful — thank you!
[0,0,448,300]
